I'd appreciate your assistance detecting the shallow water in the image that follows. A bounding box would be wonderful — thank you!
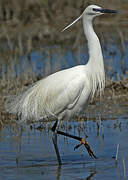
[0,113,128,180]
[23,41,128,80]
[1,39,128,81]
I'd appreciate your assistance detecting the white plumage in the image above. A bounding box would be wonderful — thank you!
[6,5,117,123]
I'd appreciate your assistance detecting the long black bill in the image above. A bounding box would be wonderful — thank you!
[93,8,118,14]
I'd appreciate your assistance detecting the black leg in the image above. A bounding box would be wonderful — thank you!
[51,120,58,132]
[52,132,62,165]
[51,120,97,161]
[56,130,97,159]
[52,120,62,165]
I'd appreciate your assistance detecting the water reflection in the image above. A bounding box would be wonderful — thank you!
[85,171,97,180]
[56,165,61,180]
[0,115,128,179]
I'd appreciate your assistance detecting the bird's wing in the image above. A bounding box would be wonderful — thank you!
[5,67,88,122]
[51,74,86,116]
[66,76,85,110]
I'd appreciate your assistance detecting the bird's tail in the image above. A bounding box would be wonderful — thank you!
[5,80,57,123]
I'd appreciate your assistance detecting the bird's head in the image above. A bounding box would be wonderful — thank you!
[62,5,118,32]
[84,5,118,19]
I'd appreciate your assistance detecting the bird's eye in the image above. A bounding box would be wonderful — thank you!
[93,8,100,12]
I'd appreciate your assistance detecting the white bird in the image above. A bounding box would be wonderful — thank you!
[6,5,117,164]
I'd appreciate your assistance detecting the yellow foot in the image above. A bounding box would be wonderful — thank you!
[74,138,97,159]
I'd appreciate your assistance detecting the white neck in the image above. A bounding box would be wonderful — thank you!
[83,15,105,98]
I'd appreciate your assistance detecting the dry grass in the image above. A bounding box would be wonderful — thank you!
[0,0,128,124]
[0,0,127,56]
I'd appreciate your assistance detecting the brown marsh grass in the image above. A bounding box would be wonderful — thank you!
[0,0,128,124]
[0,0,127,55]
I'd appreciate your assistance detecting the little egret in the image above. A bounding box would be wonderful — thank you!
[6,5,118,164]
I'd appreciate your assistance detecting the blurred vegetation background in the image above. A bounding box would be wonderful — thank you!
[1,0,128,122]
[0,0,127,54]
